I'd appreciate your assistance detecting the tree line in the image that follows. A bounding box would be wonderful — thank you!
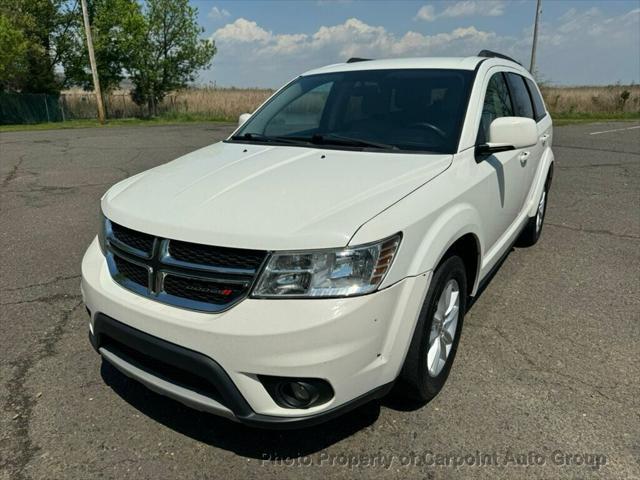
[0,0,216,115]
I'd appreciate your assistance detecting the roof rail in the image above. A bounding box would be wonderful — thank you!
[477,50,522,66]
[346,57,372,63]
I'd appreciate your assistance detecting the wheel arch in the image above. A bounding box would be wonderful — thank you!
[527,148,555,218]
[401,203,484,295]
[434,233,482,297]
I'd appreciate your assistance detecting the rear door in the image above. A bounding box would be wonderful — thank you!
[504,73,545,213]
[525,75,553,189]
[475,70,527,249]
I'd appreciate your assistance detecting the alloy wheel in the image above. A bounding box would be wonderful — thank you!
[427,279,460,377]
[536,190,547,234]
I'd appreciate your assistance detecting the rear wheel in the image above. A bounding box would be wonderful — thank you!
[398,255,467,402]
[516,185,548,247]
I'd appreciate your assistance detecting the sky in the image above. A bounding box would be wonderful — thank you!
[191,0,640,88]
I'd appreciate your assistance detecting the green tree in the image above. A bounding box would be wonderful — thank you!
[61,0,144,93]
[0,13,29,90]
[0,0,76,93]
[128,0,216,115]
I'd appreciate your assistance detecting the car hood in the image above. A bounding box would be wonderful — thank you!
[102,141,451,250]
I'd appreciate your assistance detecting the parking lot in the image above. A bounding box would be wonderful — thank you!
[1,121,638,479]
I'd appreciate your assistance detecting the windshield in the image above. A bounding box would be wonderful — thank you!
[231,69,474,154]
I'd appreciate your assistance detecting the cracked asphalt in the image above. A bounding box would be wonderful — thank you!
[1,122,638,479]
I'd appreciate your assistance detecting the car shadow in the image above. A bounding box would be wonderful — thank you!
[100,360,381,457]
[466,244,515,312]
[485,155,505,208]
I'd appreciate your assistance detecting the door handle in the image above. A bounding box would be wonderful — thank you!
[519,151,530,166]
[540,133,550,146]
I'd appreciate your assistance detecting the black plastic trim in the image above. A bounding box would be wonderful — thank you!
[91,313,254,416]
[454,58,487,153]
[478,49,522,66]
[90,313,393,429]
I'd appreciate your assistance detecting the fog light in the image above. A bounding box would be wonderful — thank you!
[278,381,318,408]
[259,375,334,409]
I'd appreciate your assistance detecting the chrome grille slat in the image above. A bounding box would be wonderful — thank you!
[104,220,268,312]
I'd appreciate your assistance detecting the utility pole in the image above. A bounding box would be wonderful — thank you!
[530,0,542,74]
[80,0,105,124]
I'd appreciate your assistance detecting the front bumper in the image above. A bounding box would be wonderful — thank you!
[82,238,430,427]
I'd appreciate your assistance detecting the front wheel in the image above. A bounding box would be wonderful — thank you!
[398,255,467,402]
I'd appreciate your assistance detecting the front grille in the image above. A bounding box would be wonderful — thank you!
[113,255,148,287]
[163,275,246,305]
[105,220,267,312]
[111,222,154,255]
[169,240,265,271]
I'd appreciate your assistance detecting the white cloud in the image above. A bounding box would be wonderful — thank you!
[207,8,640,87]
[214,18,272,43]
[441,0,506,18]
[415,5,436,21]
[213,17,499,61]
[208,6,231,21]
[415,1,506,22]
[210,17,508,86]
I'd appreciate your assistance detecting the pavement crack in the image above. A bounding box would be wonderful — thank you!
[1,292,81,307]
[546,222,639,240]
[556,162,637,170]
[3,274,81,293]
[4,182,111,193]
[472,323,537,367]
[553,144,640,156]
[2,155,26,188]
[0,299,83,480]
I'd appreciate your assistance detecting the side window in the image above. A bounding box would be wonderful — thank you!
[505,73,534,119]
[524,77,547,121]
[478,72,513,144]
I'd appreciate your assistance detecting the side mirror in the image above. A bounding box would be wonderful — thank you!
[476,117,537,157]
[238,113,251,127]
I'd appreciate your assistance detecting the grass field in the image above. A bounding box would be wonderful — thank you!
[540,85,639,115]
[2,85,638,132]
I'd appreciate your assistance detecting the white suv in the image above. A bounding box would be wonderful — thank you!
[82,51,553,428]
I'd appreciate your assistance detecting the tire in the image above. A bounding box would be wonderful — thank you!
[398,255,467,402]
[516,184,548,247]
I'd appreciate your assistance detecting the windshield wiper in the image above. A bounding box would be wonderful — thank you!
[310,133,399,150]
[230,133,310,146]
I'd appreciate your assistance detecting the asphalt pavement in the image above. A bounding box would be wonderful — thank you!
[1,121,639,479]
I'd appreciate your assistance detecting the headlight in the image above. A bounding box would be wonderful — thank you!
[97,211,107,255]
[252,234,401,298]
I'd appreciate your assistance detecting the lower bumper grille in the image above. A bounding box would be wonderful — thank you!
[102,334,223,401]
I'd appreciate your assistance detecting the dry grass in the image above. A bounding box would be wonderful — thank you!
[540,85,640,114]
[61,87,274,120]
[60,85,640,121]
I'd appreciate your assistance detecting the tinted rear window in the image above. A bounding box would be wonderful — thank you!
[524,77,547,121]
[505,73,534,119]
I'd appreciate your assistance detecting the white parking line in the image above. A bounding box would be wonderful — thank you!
[589,125,640,135]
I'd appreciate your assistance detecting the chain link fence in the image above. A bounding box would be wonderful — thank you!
[1,89,273,125]
[0,92,146,124]
[0,93,66,124]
